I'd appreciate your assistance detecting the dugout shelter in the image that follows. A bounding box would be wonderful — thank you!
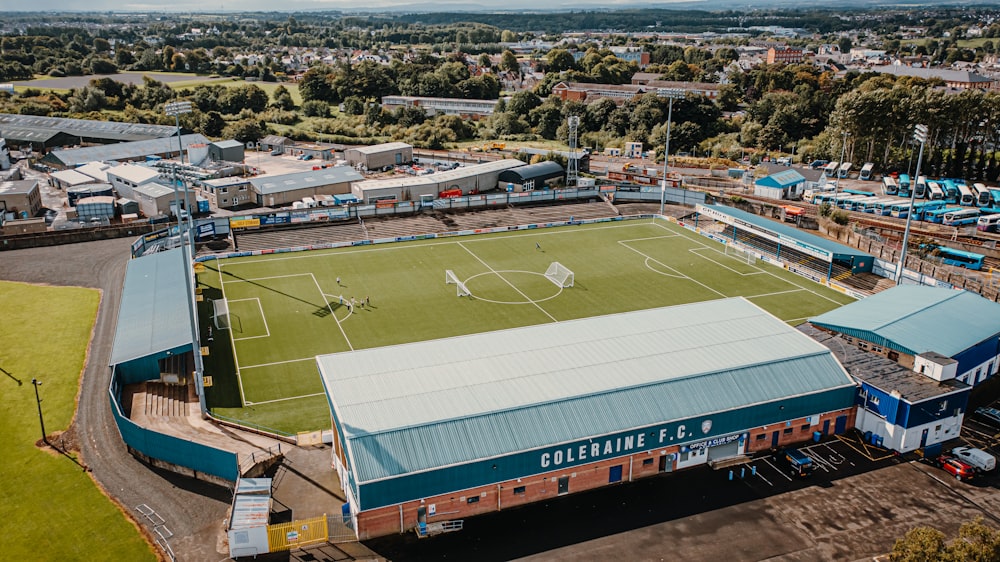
[318,297,858,539]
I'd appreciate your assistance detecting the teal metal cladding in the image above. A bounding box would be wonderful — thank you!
[354,385,855,511]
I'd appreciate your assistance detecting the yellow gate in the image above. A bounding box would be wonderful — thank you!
[267,514,328,552]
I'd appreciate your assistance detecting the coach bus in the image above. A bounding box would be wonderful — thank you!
[958,182,976,206]
[881,176,898,195]
[874,198,906,216]
[913,176,927,199]
[898,174,912,197]
[838,162,853,178]
[934,246,986,270]
[941,180,960,204]
[823,161,840,177]
[942,208,980,227]
[842,189,875,197]
[973,183,993,207]
[859,162,875,181]
[837,195,872,209]
[926,180,945,201]
[889,202,913,218]
[910,200,947,221]
[977,213,1000,233]
[924,207,963,224]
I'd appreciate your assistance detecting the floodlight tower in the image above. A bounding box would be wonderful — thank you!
[567,116,580,187]
[897,124,928,285]
[657,88,684,216]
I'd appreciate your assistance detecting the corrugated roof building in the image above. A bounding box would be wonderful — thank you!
[811,285,1000,387]
[249,167,363,207]
[754,169,806,200]
[318,297,858,539]
[42,133,210,169]
[0,113,182,149]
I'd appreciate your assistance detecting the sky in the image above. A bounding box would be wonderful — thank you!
[1,0,698,12]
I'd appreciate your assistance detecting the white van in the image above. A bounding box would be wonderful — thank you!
[951,446,996,472]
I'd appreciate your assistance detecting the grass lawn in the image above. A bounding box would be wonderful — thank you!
[0,281,156,562]
[199,219,855,434]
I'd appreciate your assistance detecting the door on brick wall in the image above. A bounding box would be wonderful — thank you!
[557,476,569,495]
[822,419,831,436]
[771,431,780,448]
[608,465,623,483]
[834,415,848,434]
[658,455,673,473]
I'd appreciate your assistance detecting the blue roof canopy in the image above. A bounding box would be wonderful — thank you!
[756,169,805,189]
[109,249,193,365]
[811,285,1000,357]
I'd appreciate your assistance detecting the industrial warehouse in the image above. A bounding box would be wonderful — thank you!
[317,298,858,539]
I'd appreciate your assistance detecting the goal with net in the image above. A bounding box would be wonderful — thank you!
[445,270,472,297]
[213,298,230,329]
[545,262,574,287]
[724,244,756,265]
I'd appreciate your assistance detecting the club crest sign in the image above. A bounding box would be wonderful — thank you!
[701,419,712,434]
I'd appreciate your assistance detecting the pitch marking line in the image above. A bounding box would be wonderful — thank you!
[241,357,316,370]
[245,392,326,406]
[216,263,248,406]
[619,240,727,297]
[746,288,806,300]
[219,220,660,267]
[457,241,559,322]
[310,273,354,352]
[231,298,271,341]
[322,293,355,322]
[687,247,766,276]
[221,272,313,284]
[653,220,848,306]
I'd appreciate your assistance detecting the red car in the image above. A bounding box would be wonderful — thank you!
[936,455,975,481]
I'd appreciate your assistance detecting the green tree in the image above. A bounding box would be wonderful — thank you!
[222,118,266,144]
[501,50,519,73]
[201,111,225,137]
[301,100,331,117]
[546,48,577,73]
[890,527,946,562]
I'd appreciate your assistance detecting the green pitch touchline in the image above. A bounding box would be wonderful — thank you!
[457,241,559,322]
[617,238,728,298]
[217,262,248,406]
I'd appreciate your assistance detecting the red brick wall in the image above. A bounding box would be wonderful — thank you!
[353,408,856,539]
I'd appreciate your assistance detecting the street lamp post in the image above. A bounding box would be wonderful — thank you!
[31,378,47,445]
[164,100,206,415]
[897,124,928,285]
[832,131,850,207]
[658,88,685,216]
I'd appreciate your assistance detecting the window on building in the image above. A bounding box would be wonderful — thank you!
[239,186,248,192]
[642,458,654,466]
[513,486,525,495]
[783,428,794,435]
[935,425,942,432]
[467,496,479,504]
[756,434,767,441]
[801,424,810,431]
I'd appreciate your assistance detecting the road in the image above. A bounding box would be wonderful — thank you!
[1,240,232,562]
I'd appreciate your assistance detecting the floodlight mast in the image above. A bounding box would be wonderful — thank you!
[896,124,928,285]
[658,88,684,216]
[164,101,206,415]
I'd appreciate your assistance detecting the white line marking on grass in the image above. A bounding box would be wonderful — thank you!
[783,317,810,325]
[746,288,806,299]
[232,298,270,341]
[245,392,326,406]
[223,273,312,284]
[217,263,248,407]
[241,357,317,370]
[688,247,766,276]
[618,240,727,297]
[653,220,847,306]
[457,241,559,322]
[310,273,353,351]
[220,220,661,266]
[642,257,688,278]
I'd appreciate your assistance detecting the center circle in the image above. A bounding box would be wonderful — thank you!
[464,270,563,304]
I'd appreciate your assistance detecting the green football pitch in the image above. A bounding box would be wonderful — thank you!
[197,218,856,434]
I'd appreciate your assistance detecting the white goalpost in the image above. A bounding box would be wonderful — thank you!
[724,244,756,265]
[445,270,472,297]
[545,262,574,288]
[213,298,230,330]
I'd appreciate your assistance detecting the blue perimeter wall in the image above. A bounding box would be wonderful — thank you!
[109,369,238,482]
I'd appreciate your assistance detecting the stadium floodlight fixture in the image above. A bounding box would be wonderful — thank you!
[897,124,928,285]
[657,88,685,216]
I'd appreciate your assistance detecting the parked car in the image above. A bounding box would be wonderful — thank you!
[973,406,1000,428]
[951,446,997,472]
[809,159,830,169]
[934,455,976,481]
[780,448,815,478]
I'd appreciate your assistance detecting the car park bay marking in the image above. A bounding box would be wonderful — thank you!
[749,465,774,487]
[762,457,793,481]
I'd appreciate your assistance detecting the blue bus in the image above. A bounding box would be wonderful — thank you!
[842,189,876,197]
[934,246,985,270]
[914,176,927,199]
[889,202,913,218]
[942,208,980,226]
[973,183,992,207]
[882,176,899,196]
[910,200,947,221]
[925,180,945,201]
[898,174,911,197]
[924,207,963,224]
[941,180,960,203]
